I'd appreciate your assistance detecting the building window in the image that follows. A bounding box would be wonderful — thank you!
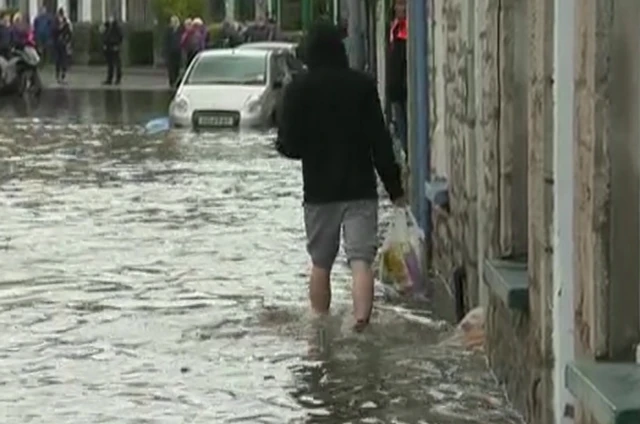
[209,0,225,22]
[237,0,255,22]
[43,0,57,13]
[281,0,301,31]
[91,0,102,22]
[127,0,154,25]
[313,0,331,21]
[106,0,121,20]
[69,0,79,22]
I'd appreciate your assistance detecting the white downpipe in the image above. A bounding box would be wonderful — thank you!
[120,0,126,22]
[552,0,576,422]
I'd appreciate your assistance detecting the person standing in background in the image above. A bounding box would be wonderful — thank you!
[387,0,408,156]
[102,14,123,85]
[163,15,182,88]
[192,18,208,51]
[220,19,244,48]
[180,18,199,67]
[52,8,72,84]
[243,14,275,42]
[33,6,52,65]
[0,13,11,81]
[9,12,32,50]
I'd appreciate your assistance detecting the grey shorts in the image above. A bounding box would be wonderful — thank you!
[303,199,378,269]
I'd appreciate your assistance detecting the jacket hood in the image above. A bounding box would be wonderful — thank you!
[304,22,348,70]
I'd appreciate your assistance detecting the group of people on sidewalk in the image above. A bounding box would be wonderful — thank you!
[162,14,279,88]
[32,7,72,83]
[0,11,33,81]
[162,15,210,88]
[12,6,122,86]
[0,8,71,84]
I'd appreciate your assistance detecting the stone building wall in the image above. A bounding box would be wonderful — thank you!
[428,0,640,422]
[428,0,553,421]
[486,0,554,421]
[572,2,612,421]
[428,0,480,312]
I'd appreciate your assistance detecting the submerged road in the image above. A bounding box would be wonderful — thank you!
[0,90,523,423]
[39,65,171,92]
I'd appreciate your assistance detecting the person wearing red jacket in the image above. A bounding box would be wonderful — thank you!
[9,12,32,49]
[180,18,201,67]
[387,0,408,156]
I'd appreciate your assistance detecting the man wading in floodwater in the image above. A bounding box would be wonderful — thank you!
[276,22,405,331]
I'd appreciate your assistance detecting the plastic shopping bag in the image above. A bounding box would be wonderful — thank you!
[379,207,427,296]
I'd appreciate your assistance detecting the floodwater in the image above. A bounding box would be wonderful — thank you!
[0,91,523,424]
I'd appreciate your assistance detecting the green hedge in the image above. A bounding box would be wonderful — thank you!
[0,8,19,16]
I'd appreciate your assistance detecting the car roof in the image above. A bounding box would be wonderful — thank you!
[198,48,271,59]
[236,42,297,51]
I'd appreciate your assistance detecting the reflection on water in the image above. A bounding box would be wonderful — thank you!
[0,92,523,423]
[0,89,172,124]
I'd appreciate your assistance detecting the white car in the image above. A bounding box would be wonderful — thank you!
[237,41,306,73]
[236,41,298,53]
[169,48,294,129]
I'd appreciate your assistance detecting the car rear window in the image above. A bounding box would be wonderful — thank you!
[186,54,268,85]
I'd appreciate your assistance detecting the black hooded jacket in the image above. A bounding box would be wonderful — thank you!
[276,22,403,204]
[103,21,123,52]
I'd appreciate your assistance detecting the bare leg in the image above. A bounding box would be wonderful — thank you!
[351,259,374,328]
[309,265,331,314]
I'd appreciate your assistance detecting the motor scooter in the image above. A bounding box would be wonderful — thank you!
[0,45,42,97]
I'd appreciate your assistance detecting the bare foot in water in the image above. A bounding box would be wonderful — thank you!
[353,318,369,332]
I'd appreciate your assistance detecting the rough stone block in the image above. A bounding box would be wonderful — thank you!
[487,293,552,423]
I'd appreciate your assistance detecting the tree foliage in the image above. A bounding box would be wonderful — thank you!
[152,0,206,23]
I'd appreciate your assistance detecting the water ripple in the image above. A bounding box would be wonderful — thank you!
[0,118,522,424]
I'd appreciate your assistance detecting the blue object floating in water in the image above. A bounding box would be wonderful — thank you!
[144,117,171,135]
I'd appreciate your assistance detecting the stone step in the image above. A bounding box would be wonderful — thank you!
[566,361,640,424]
[482,257,528,311]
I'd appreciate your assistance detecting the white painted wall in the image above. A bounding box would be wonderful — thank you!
[552,0,576,422]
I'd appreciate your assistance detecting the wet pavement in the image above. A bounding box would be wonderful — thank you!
[40,66,171,92]
[0,91,524,423]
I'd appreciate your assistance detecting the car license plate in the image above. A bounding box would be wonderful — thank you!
[198,115,234,127]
